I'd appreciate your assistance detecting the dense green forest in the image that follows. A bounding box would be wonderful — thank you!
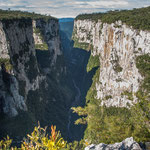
[76,6,150,30]
[0,9,56,20]
[73,54,150,144]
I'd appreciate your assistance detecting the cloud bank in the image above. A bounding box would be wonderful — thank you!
[0,0,150,18]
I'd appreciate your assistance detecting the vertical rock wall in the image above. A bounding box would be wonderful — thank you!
[73,19,150,107]
[0,18,62,117]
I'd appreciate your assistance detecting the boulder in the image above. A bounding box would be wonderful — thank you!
[85,137,142,150]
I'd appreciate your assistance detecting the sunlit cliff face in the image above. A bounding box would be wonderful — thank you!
[73,19,150,107]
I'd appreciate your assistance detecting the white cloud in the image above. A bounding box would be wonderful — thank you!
[0,3,16,7]
[87,0,128,8]
[0,0,150,18]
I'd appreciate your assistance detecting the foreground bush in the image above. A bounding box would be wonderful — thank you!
[0,124,66,150]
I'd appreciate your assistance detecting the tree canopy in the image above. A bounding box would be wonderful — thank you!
[76,6,150,31]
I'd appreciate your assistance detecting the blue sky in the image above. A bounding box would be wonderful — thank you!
[0,0,150,18]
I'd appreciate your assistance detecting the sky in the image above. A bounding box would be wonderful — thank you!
[0,0,150,18]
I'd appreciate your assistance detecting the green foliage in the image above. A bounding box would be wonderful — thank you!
[84,106,135,144]
[74,118,87,125]
[0,136,12,150]
[76,6,150,31]
[33,27,49,51]
[72,29,93,51]
[72,107,88,116]
[65,140,85,150]
[110,54,122,73]
[0,9,56,20]
[74,41,90,51]
[33,27,41,34]
[76,103,150,144]
[136,54,150,76]
[105,95,112,100]
[138,48,142,51]
[133,54,150,136]
[0,58,12,72]
[132,91,150,135]
[0,124,67,150]
[33,27,44,41]
[72,53,150,144]
[111,59,122,73]
[35,43,48,50]
[86,55,100,72]
[116,78,123,82]
[136,54,150,93]
[121,91,133,101]
[113,64,123,73]
[72,107,88,125]
[86,68,100,104]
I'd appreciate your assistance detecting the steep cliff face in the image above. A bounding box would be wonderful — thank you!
[73,19,150,107]
[0,17,65,117]
[0,16,71,141]
[72,10,150,143]
[33,19,62,65]
[0,19,44,117]
[0,23,9,59]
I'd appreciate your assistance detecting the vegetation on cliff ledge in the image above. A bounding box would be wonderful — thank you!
[72,53,150,144]
[86,54,100,72]
[0,58,12,72]
[76,6,150,31]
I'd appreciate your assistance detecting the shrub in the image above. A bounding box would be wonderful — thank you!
[0,136,12,150]
[0,124,67,150]
[0,58,12,72]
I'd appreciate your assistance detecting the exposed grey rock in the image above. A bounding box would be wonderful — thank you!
[73,19,150,108]
[0,18,62,117]
[85,137,142,150]
[33,19,62,65]
[0,69,27,117]
[145,142,150,150]
[0,22,10,59]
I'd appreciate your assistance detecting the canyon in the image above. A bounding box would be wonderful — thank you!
[0,7,150,150]
[0,12,91,145]
[0,15,74,142]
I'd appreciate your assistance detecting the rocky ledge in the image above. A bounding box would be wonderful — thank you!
[85,137,142,150]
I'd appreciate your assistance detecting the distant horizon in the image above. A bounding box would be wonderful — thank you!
[0,0,150,18]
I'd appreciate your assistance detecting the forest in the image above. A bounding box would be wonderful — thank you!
[76,6,150,30]
[0,9,55,20]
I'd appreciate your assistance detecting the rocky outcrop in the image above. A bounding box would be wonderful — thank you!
[85,137,142,150]
[73,19,150,107]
